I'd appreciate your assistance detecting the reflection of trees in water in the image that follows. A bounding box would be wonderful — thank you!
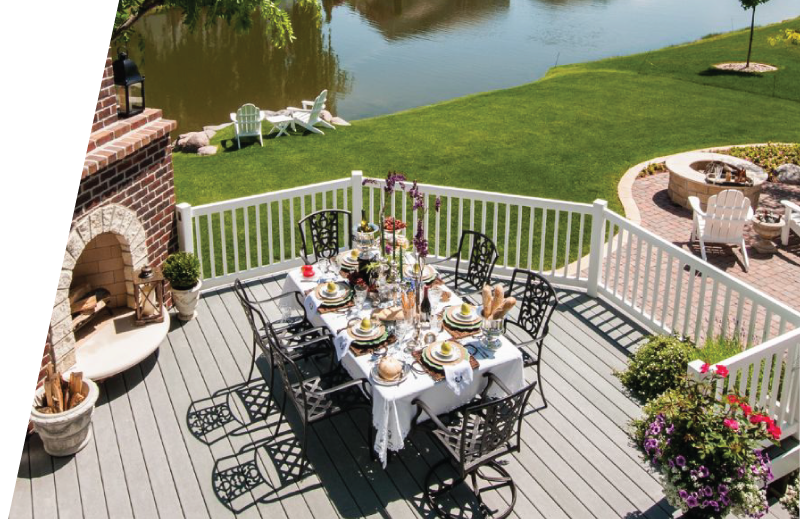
[129,3,350,132]
[339,0,510,40]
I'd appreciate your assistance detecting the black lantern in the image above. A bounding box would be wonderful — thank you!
[112,52,145,118]
[133,265,165,326]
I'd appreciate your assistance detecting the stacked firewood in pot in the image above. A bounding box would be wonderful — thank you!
[35,367,86,414]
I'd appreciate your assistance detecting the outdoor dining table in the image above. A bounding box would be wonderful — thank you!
[281,263,526,466]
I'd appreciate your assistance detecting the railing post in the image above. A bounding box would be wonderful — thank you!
[351,170,364,220]
[176,202,194,255]
[586,199,608,298]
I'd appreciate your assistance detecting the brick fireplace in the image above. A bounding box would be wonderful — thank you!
[42,52,178,385]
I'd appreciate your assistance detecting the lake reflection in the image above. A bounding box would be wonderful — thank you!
[129,0,799,133]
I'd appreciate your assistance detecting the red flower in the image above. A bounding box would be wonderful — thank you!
[715,365,729,377]
[723,418,740,431]
[740,403,752,416]
[700,363,711,374]
[768,424,782,440]
[750,414,761,424]
[727,394,739,404]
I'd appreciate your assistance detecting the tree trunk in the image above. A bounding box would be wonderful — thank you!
[746,6,756,68]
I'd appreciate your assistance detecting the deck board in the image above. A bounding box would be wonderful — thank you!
[10,442,31,519]
[11,272,793,518]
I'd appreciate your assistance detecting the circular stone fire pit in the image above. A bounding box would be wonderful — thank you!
[666,152,767,210]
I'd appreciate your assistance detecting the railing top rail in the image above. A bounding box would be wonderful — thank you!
[190,177,353,215]
[688,328,800,372]
[362,175,595,212]
[604,209,800,325]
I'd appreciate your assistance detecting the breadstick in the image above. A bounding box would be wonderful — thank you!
[482,285,493,317]
[492,284,504,315]
[492,297,517,320]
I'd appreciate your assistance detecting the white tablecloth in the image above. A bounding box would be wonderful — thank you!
[282,267,525,465]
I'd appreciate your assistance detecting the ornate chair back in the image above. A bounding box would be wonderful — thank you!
[454,230,499,292]
[233,279,273,366]
[298,209,353,264]
[505,269,558,342]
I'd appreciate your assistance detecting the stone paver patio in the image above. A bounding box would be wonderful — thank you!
[632,172,800,310]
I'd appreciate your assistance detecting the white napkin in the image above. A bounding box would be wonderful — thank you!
[333,330,352,361]
[304,292,322,314]
[444,360,473,396]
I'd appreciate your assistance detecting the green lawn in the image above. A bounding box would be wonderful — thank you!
[172,18,800,278]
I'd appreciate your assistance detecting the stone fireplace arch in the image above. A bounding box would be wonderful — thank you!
[50,204,150,371]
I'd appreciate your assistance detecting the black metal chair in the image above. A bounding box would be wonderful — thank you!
[233,279,333,393]
[412,374,537,519]
[267,324,372,476]
[297,209,353,265]
[503,268,559,408]
[428,230,499,298]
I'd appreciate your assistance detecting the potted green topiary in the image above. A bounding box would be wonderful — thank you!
[162,251,202,320]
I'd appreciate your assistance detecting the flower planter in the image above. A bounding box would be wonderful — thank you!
[172,279,202,321]
[30,377,99,456]
[752,218,784,254]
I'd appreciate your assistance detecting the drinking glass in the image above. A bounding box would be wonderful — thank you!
[428,286,442,313]
[354,284,368,313]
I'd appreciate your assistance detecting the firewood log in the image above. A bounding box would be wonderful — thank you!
[67,373,84,410]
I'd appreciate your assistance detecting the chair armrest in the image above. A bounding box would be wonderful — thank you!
[782,200,800,215]
[411,398,458,436]
[250,290,303,305]
[688,196,705,217]
[746,206,754,221]
[280,326,330,341]
[317,377,370,397]
[230,113,237,122]
[287,106,310,114]
[302,100,314,109]
[282,334,332,354]
[505,321,550,347]
[481,372,513,399]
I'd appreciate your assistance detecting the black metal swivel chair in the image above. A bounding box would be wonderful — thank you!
[412,374,537,519]
[428,230,499,298]
[233,279,332,392]
[297,209,353,265]
[267,324,372,476]
[503,268,559,408]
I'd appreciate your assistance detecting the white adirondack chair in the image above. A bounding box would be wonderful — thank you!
[689,190,753,271]
[229,103,263,149]
[288,90,335,135]
[782,200,800,246]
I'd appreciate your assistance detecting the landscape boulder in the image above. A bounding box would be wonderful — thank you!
[776,163,800,185]
[321,110,333,123]
[197,145,218,156]
[177,131,209,153]
[331,117,351,127]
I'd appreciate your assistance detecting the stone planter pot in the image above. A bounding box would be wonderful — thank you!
[172,279,202,321]
[30,377,99,456]
[752,218,784,254]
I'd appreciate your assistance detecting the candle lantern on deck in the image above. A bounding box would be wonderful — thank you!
[133,265,165,325]
[112,52,145,118]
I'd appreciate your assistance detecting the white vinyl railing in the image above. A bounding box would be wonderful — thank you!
[176,171,800,476]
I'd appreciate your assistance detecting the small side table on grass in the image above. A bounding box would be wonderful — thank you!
[264,114,294,138]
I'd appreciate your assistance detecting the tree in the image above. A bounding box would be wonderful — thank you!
[738,0,771,68]
[113,0,317,47]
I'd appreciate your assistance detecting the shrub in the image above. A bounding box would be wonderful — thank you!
[699,334,744,364]
[162,252,201,290]
[616,335,698,402]
[631,367,780,518]
[726,143,800,178]
[781,473,799,518]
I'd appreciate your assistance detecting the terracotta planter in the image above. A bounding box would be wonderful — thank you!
[30,377,99,456]
[752,218,784,254]
[172,279,202,321]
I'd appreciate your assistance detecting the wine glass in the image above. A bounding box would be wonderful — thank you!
[429,286,442,314]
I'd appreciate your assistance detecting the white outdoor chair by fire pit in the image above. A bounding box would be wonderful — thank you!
[782,200,800,246]
[690,189,753,271]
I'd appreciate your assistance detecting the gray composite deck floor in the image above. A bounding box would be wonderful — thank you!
[9,272,793,519]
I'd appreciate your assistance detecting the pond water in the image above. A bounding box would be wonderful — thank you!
[128,0,799,134]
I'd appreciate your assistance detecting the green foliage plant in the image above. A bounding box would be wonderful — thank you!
[162,252,201,290]
[726,144,800,178]
[769,29,800,46]
[113,0,318,47]
[616,335,699,402]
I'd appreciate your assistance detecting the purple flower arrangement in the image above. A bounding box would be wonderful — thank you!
[632,370,779,518]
